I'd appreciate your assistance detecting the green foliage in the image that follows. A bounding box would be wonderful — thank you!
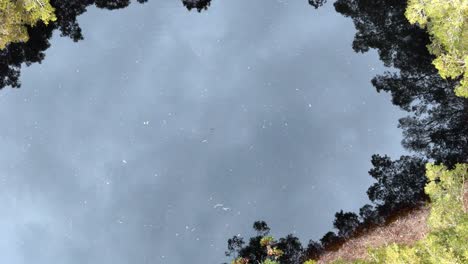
[303,260,317,264]
[260,236,276,247]
[0,0,56,49]
[425,163,467,230]
[231,257,249,264]
[230,235,286,264]
[405,0,468,98]
[270,247,284,257]
[332,259,368,264]
[262,260,280,264]
[345,163,468,264]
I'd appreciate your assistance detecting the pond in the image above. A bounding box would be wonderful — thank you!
[0,1,466,264]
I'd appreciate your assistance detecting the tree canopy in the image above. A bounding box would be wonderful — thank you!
[308,0,327,9]
[182,0,211,12]
[335,0,468,168]
[367,155,427,211]
[0,0,56,49]
[406,0,468,98]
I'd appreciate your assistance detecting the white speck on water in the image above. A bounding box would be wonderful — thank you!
[222,207,231,211]
[308,104,312,108]
[143,121,149,125]
[213,203,223,208]
[122,160,127,164]
[201,139,208,143]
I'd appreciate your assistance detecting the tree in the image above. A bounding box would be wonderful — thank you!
[253,221,271,236]
[358,204,382,226]
[308,0,327,9]
[0,0,56,49]
[276,235,303,264]
[226,221,269,263]
[226,222,306,264]
[303,240,323,261]
[226,236,245,258]
[367,155,428,212]
[333,211,360,238]
[406,0,468,98]
[335,0,468,168]
[181,0,211,12]
[0,22,53,88]
[319,231,341,250]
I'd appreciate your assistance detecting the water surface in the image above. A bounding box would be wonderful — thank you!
[0,1,406,263]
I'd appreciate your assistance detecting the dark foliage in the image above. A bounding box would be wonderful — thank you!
[303,240,323,261]
[276,235,304,264]
[253,220,271,236]
[182,0,212,12]
[226,221,304,264]
[333,211,360,239]
[319,231,342,250]
[367,155,428,211]
[358,204,382,226]
[226,236,245,257]
[0,23,53,88]
[308,0,327,9]
[334,0,468,168]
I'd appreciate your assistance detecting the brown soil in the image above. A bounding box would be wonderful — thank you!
[317,206,431,263]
